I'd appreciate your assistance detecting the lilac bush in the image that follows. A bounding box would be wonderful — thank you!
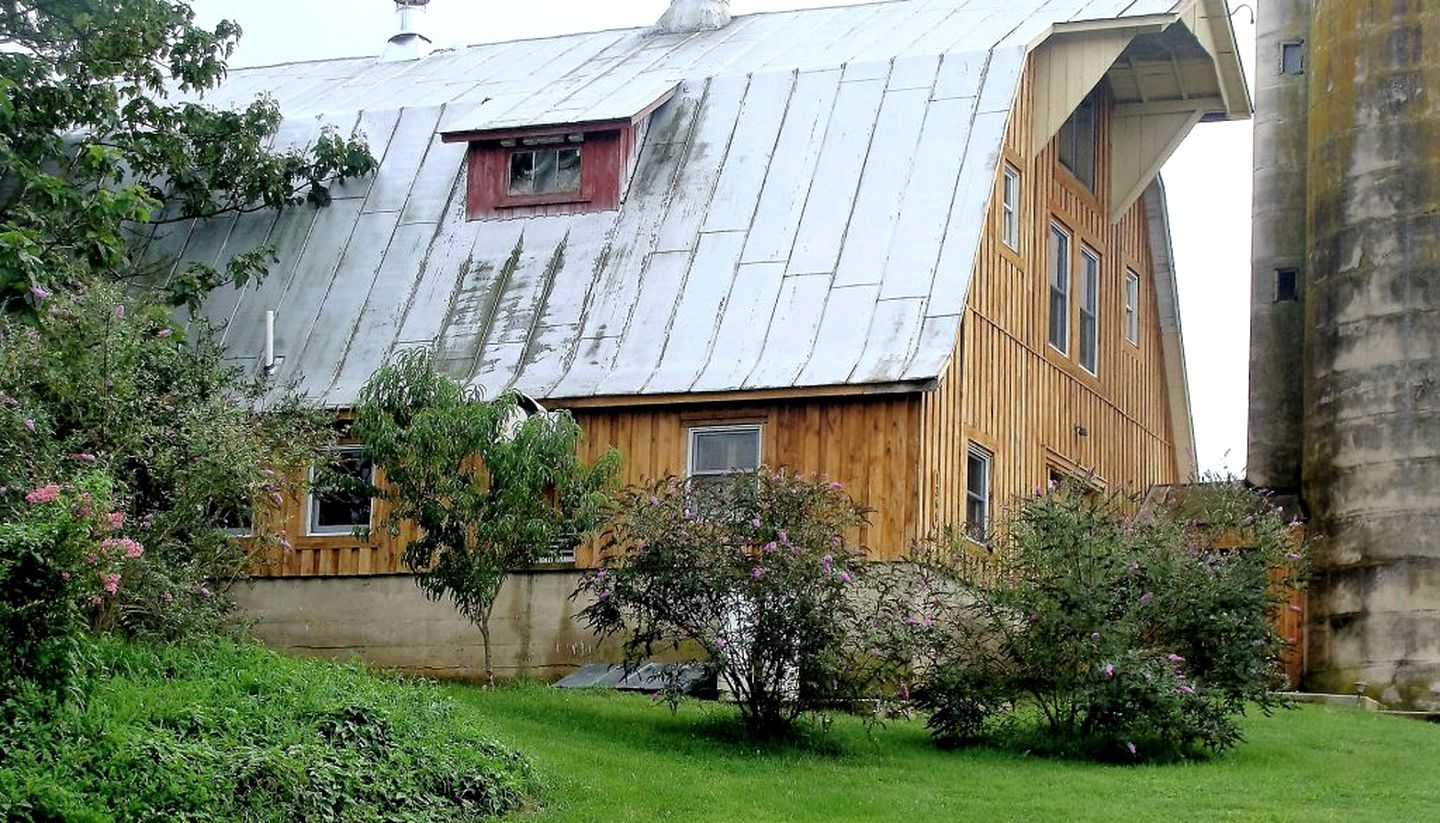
[576,469,876,738]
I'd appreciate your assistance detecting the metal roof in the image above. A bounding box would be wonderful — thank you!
[164,0,1201,406]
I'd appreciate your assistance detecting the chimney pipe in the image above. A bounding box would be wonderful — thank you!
[656,0,732,34]
[381,0,432,62]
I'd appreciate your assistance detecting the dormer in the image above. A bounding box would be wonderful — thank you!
[440,81,679,220]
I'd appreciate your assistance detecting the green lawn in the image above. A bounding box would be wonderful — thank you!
[449,683,1440,822]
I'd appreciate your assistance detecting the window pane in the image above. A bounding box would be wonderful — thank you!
[965,446,991,541]
[554,147,581,192]
[312,450,373,533]
[1079,252,1098,373]
[1125,271,1139,343]
[1003,166,1019,250]
[1060,89,1098,190]
[508,150,535,195]
[1276,269,1299,302]
[531,148,559,193]
[691,428,761,474]
[1281,41,1305,75]
[1049,226,1070,352]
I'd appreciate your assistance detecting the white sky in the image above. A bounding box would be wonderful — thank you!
[188,0,1256,476]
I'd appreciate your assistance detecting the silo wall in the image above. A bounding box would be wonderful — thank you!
[1303,0,1440,707]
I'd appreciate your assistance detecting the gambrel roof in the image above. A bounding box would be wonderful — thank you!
[161,0,1245,406]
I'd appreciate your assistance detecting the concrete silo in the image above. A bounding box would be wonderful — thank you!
[1250,0,1440,707]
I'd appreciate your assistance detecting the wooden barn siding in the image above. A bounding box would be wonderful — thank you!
[918,59,1179,534]
[250,394,923,576]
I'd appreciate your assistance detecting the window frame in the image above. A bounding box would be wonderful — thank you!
[1124,268,1140,346]
[1048,222,1072,355]
[1058,87,1099,191]
[686,424,764,480]
[1280,40,1306,75]
[1275,268,1299,302]
[965,443,993,544]
[1001,163,1021,251]
[1078,246,1100,375]
[505,142,583,198]
[305,446,376,538]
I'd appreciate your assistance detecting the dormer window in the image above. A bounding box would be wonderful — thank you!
[507,139,582,197]
[440,81,680,221]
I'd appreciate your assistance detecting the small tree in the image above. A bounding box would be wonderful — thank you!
[353,349,618,685]
[577,469,876,739]
[888,479,1308,761]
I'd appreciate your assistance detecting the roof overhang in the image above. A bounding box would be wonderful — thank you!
[1028,0,1251,220]
[439,80,680,143]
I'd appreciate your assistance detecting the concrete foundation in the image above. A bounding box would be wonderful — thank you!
[232,571,622,681]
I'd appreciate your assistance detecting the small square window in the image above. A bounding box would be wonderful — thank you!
[687,424,763,505]
[1280,41,1306,75]
[1124,269,1140,345]
[308,447,375,536]
[508,145,581,196]
[1002,164,1021,251]
[965,444,992,543]
[1276,269,1299,302]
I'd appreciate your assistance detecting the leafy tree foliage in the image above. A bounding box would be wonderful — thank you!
[0,0,376,311]
[353,349,619,685]
[577,470,886,739]
[888,480,1309,762]
[0,285,330,654]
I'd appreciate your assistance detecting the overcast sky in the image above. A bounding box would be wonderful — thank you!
[188,0,1256,476]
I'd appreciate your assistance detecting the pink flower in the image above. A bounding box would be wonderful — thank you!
[25,484,60,504]
[1126,742,1137,756]
[69,452,97,463]
[198,585,212,597]
[89,595,104,606]
[1103,663,1115,677]
[838,571,851,584]
[1138,591,1154,605]
[1178,684,1196,695]
[822,554,834,572]
[751,566,765,580]
[113,304,126,319]
[1286,552,1303,561]
[102,573,121,594]
[778,529,789,544]
[715,637,727,649]
[750,517,762,528]
[23,419,36,433]
[829,481,843,489]
[898,682,910,700]
[649,495,660,506]
[1167,653,1186,663]
[105,512,125,529]
[124,541,144,559]
[29,285,51,301]
[595,569,608,580]
[60,571,71,582]
[157,328,174,338]
[763,541,777,553]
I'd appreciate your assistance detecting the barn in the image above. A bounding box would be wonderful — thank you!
[160,0,1250,679]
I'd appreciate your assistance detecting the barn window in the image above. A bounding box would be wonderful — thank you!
[1078,247,1100,374]
[507,142,582,196]
[1124,269,1140,345]
[1048,223,1071,354]
[1280,41,1306,75]
[688,425,762,485]
[1275,269,1299,302]
[307,447,375,536]
[1001,163,1021,251]
[1058,87,1099,191]
[965,444,992,543]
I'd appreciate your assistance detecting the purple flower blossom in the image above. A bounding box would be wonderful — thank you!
[1103,663,1115,678]
[763,541,777,553]
[23,419,35,433]
[1178,684,1196,695]
[838,571,851,584]
[1126,741,1137,756]
[1286,552,1302,561]
[69,452,97,463]
[158,328,174,338]
[822,554,834,570]
[113,304,125,319]
[829,481,843,489]
[751,517,762,528]
[752,566,765,580]
[1139,591,1154,605]
[1167,653,1186,663]
[29,285,51,301]
[595,569,608,581]
[715,637,727,649]
[649,495,660,506]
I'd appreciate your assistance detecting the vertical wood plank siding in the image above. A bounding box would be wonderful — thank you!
[917,57,1179,535]
[252,58,1181,577]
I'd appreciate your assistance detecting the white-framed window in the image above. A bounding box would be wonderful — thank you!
[1124,269,1140,345]
[307,446,375,537]
[965,444,992,543]
[1078,247,1100,374]
[507,143,581,196]
[1048,223,1071,354]
[687,424,763,488]
[1001,163,1021,251]
[1058,86,1099,190]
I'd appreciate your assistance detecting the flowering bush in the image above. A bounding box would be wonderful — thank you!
[0,473,148,705]
[0,285,329,642]
[891,479,1308,761]
[577,469,876,738]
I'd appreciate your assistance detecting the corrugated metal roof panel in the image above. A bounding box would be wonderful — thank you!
[176,0,1194,405]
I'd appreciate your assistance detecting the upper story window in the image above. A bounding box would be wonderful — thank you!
[1058,86,1099,191]
[1001,163,1021,251]
[688,425,762,486]
[1275,269,1299,302]
[1048,223,1071,354]
[1078,247,1100,375]
[507,142,582,196]
[965,444,993,543]
[1124,269,1140,345]
[1280,41,1306,75]
[308,447,375,537]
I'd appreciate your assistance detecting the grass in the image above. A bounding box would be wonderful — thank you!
[448,683,1440,823]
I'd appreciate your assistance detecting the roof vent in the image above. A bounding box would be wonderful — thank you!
[381,0,432,62]
[656,0,732,34]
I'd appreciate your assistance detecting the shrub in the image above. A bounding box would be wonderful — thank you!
[0,285,329,644]
[892,480,1307,761]
[0,638,538,821]
[577,469,877,738]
